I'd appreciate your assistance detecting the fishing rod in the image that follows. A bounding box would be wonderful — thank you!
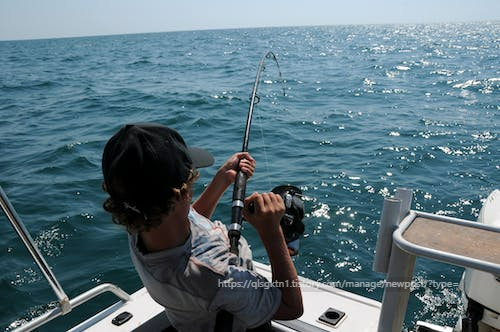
[228,51,285,256]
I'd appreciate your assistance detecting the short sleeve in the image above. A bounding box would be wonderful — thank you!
[209,265,282,328]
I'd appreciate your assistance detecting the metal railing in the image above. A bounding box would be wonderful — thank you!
[373,188,500,332]
[1,186,131,332]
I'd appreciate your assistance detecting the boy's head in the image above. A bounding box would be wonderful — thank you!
[102,123,213,232]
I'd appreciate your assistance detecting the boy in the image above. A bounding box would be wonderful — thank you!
[102,123,302,331]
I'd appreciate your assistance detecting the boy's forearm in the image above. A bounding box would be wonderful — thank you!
[259,228,303,319]
[192,171,230,218]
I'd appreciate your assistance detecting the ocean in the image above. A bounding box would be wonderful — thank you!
[0,22,498,331]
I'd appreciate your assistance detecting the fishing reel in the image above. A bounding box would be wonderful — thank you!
[271,185,305,256]
[234,184,306,256]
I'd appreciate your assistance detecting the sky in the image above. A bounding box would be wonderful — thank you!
[1,0,499,41]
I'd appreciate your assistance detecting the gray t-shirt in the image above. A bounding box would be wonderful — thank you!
[129,207,281,332]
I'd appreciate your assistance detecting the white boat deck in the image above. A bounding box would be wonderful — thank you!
[70,261,381,332]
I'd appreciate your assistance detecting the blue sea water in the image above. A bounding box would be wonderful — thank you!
[0,22,498,331]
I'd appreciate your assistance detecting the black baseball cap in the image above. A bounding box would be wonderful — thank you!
[102,123,214,210]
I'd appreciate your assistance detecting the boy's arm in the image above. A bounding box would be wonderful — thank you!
[243,192,304,320]
[193,152,255,219]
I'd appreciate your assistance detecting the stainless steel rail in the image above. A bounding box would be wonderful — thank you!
[13,283,131,332]
[1,186,131,331]
[0,186,71,312]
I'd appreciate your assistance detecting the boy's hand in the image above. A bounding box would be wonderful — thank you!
[216,152,256,186]
[243,192,285,236]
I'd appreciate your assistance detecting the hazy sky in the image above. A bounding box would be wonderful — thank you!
[1,0,499,41]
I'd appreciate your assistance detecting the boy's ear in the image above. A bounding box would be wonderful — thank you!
[181,188,192,201]
[102,181,108,193]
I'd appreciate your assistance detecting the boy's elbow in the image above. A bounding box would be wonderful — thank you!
[273,302,304,320]
[289,305,304,320]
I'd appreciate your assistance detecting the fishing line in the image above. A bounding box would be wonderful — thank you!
[255,91,271,190]
[256,78,288,196]
[228,51,285,256]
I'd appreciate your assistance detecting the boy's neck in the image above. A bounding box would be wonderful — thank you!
[139,201,191,253]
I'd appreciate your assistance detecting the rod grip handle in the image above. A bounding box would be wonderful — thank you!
[232,171,247,202]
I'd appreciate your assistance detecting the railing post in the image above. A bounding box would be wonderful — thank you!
[2,186,133,331]
[377,188,415,332]
[395,188,412,221]
[0,186,70,313]
[373,197,402,273]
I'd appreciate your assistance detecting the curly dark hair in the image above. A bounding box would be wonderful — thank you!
[103,169,199,233]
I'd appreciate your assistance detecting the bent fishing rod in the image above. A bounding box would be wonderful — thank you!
[228,51,285,256]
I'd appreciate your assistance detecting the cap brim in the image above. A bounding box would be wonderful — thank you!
[188,147,214,168]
